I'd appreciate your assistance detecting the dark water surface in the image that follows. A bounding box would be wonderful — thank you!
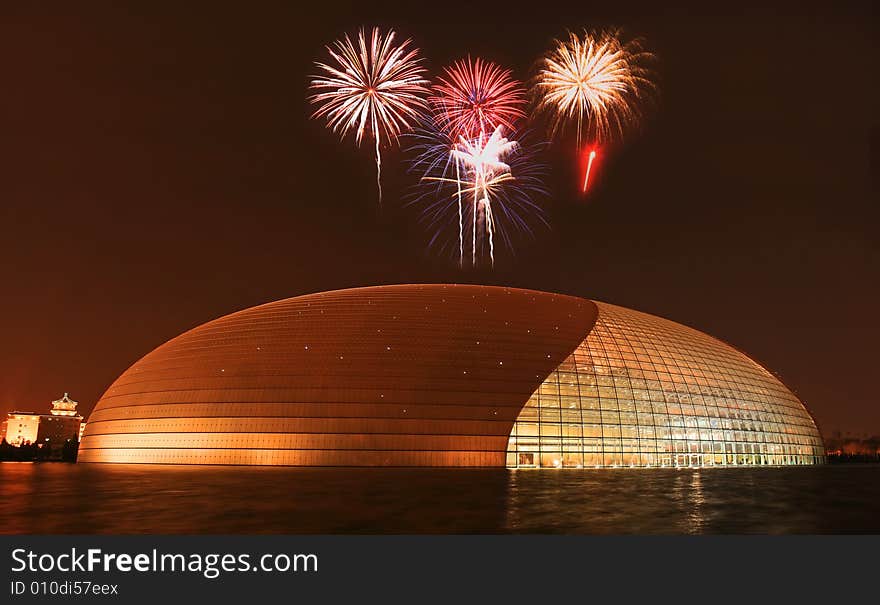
[1,463,877,534]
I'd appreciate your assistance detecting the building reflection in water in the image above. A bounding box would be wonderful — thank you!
[0,464,876,534]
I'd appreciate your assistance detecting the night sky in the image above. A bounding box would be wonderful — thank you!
[1,1,876,437]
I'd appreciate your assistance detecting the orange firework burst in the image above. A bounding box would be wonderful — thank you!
[309,27,430,205]
[535,29,654,145]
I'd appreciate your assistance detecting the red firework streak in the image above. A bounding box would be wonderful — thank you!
[582,147,599,193]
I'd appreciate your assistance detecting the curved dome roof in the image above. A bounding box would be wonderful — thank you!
[79,284,824,467]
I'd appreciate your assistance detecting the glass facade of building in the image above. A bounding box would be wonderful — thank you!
[506,302,825,468]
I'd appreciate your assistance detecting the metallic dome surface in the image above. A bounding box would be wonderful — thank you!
[79,284,824,467]
[80,285,595,466]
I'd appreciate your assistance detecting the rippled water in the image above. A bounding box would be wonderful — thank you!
[1,463,877,534]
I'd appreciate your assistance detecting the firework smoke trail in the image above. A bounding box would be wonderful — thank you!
[485,198,495,265]
[451,126,518,268]
[455,160,463,267]
[405,124,467,266]
[309,27,430,206]
[472,180,478,266]
[470,156,480,268]
[374,130,382,203]
[583,149,597,192]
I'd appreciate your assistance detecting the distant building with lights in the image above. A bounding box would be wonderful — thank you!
[5,393,83,447]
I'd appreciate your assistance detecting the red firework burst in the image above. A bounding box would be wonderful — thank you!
[430,57,526,140]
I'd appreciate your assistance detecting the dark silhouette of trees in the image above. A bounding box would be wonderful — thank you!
[61,439,79,462]
[0,438,80,462]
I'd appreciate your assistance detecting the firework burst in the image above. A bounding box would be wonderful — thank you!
[535,29,654,146]
[452,127,517,267]
[309,27,430,205]
[408,125,548,267]
[430,57,526,140]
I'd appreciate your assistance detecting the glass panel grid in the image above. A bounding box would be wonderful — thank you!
[507,302,825,468]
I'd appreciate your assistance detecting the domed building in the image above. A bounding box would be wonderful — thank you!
[79,285,824,467]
